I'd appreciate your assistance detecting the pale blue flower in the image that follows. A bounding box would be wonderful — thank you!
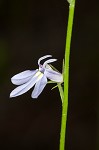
[10,55,63,98]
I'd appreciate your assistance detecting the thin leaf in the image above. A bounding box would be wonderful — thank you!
[57,83,64,104]
[51,85,58,90]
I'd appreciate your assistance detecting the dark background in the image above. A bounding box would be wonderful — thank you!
[0,0,99,150]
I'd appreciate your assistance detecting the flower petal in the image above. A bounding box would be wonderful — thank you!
[10,71,43,98]
[45,69,63,83]
[43,59,57,68]
[11,70,38,85]
[38,55,52,65]
[31,75,47,98]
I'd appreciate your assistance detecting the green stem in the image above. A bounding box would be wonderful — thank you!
[59,1,76,150]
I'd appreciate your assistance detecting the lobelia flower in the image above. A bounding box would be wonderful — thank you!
[10,55,63,98]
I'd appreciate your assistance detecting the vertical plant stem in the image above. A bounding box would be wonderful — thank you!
[59,1,76,150]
